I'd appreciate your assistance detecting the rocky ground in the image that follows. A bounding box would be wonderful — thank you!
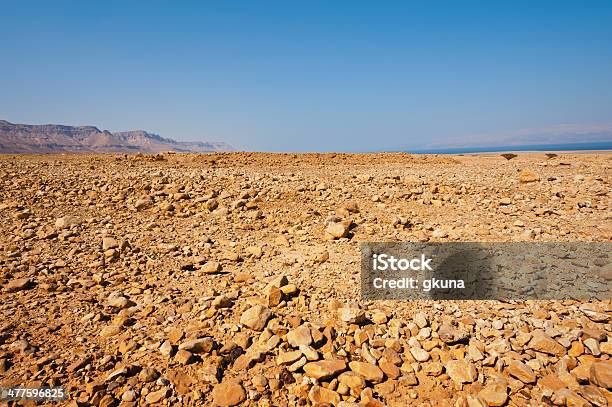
[0,152,611,407]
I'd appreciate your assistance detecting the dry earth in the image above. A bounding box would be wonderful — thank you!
[0,152,611,407]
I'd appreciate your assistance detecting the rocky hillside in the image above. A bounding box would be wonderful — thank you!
[0,120,234,153]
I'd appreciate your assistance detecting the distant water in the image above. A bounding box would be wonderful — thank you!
[406,141,612,154]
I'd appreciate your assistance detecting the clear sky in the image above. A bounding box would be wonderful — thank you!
[2,1,612,151]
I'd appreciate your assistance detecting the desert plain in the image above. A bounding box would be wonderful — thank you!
[0,152,611,406]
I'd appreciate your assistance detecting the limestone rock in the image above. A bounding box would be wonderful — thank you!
[240,305,272,331]
[303,360,347,380]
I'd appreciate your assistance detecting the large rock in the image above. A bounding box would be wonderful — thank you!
[337,304,366,324]
[308,385,340,405]
[528,330,566,356]
[338,371,366,391]
[348,361,384,383]
[4,278,33,293]
[519,170,540,183]
[478,383,508,406]
[325,220,352,239]
[240,305,272,331]
[445,360,477,384]
[303,360,347,380]
[506,360,536,384]
[178,337,214,354]
[277,350,303,365]
[438,323,468,344]
[55,215,81,229]
[212,380,246,406]
[102,237,119,250]
[410,347,430,362]
[590,361,612,388]
[286,325,312,348]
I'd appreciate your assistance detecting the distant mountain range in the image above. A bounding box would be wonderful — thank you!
[0,120,234,153]
[418,123,612,150]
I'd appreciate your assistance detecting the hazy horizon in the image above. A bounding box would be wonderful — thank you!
[2,1,612,151]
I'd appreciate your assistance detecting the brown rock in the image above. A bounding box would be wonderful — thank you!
[178,337,214,354]
[4,278,33,292]
[445,360,477,384]
[325,220,352,239]
[55,215,81,229]
[568,341,585,357]
[338,371,366,391]
[337,304,366,324]
[240,305,272,331]
[286,324,312,347]
[67,355,92,373]
[551,389,590,407]
[277,351,302,365]
[202,261,222,274]
[308,385,340,405]
[590,361,612,389]
[212,380,246,407]
[349,361,384,383]
[175,349,193,365]
[303,360,347,380]
[145,388,169,404]
[478,383,507,406]
[528,330,566,356]
[379,360,401,379]
[519,170,540,183]
[506,360,536,384]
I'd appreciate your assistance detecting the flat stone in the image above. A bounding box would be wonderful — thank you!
[528,330,566,356]
[506,360,536,384]
[178,337,214,354]
[277,350,303,365]
[551,389,590,407]
[55,215,81,229]
[100,325,122,338]
[4,278,33,292]
[303,360,347,380]
[145,388,169,404]
[102,237,119,250]
[414,312,428,328]
[568,341,585,357]
[379,360,401,379]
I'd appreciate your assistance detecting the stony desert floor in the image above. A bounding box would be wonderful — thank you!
[0,152,611,407]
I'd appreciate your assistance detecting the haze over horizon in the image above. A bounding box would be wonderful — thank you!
[2,1,612,152]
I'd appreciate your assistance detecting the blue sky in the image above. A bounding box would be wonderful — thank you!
[2,1,611,151]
